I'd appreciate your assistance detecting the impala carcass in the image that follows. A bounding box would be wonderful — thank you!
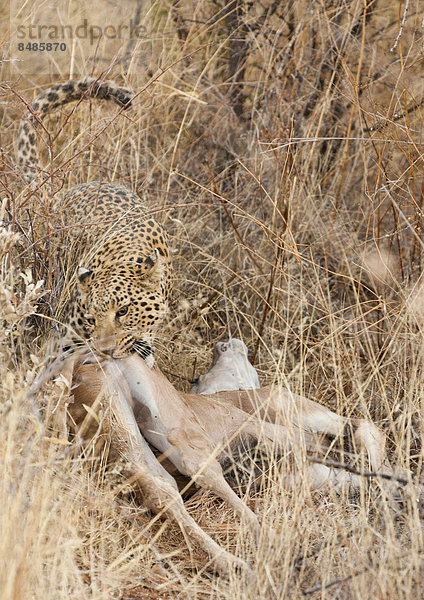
[67,346,396,576]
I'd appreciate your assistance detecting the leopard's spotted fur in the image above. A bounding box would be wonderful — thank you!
[17,78,171,363]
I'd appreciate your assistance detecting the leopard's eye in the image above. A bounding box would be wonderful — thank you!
[116,306,129,318]
[86,316,95,326]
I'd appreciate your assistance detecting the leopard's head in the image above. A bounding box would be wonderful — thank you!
[76,249,168,362]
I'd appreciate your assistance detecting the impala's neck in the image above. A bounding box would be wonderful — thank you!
[113,354,188,461]
[114,354,160,408]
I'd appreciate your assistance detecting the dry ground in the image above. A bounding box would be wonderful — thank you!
[1,1,424,598]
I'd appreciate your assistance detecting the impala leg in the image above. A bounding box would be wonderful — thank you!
[282,463,361,492]
[196,462,261,540]
[166,427,261,541]
[268,388,388,473]
[240,420,365,492]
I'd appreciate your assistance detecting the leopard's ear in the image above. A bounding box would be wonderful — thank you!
[77,266,92,283]
[135,250,161,279]
[144,250,158,268]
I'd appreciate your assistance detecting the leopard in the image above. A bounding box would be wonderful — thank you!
[17,77,171,365]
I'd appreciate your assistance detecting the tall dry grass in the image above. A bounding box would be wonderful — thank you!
[1,0,424,598]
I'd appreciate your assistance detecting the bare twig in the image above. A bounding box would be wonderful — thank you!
[301,568,365,596]
[391,0,410,52]
[252,244,281,364]
[307,456,413,487]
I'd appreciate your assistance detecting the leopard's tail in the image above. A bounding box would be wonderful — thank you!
[17,77,134,182]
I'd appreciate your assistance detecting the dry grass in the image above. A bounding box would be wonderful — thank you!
[1,0,424,598]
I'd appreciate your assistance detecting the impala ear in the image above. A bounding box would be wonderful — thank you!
[77,266,92,283]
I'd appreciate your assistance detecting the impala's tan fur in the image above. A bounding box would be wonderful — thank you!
[67,352,394,576]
